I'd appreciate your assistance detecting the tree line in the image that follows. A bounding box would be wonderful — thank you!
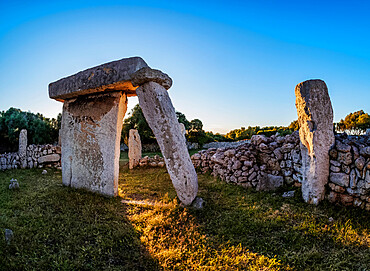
[1,106,368,153]
[0,108,61,152]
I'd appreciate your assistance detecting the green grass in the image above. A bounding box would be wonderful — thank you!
[120,149,201,163]
[1,164,369,270]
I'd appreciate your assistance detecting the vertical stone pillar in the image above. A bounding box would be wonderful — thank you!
[60,92,127,196]
[179,123,186,137]
[295,79,335,204]
[132,68,198,205]
[128,129,142,169]
[19,129,27,169]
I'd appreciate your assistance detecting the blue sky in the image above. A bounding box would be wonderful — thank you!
[0,0,369,133]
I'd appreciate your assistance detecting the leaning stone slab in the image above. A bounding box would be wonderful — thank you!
[128,129,142,169]
[49,57,148,101]
[134,76,198,205]
[295,79,335,204]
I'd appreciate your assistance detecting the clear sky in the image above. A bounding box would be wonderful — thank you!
[0,0,369,133]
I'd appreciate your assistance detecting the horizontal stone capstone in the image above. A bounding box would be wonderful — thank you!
[49,57,149,101]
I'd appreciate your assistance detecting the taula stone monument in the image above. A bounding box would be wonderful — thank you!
[295,79,335,204]
[49,57,198,205]
[128,129,142,170]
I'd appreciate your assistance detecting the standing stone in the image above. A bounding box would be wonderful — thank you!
[295,79,335,204]
[179,123,186,136]
[133,68,198,205]
[128,129,142,169]
[60,92,127,196]
[18,129,27,169]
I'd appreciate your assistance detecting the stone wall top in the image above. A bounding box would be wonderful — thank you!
[49,57,149,101]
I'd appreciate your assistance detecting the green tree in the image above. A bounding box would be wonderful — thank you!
[176,112,190,130]
[337,110,370,135]
[0,108,60,152]
[121,104,156,145]
[288,120,299,131]
[189,119,203,131]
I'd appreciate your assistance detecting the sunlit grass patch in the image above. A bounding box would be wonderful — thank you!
[0,166,369,270]
[120,167,370,270]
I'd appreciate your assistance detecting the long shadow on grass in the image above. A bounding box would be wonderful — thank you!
[192,173,370,271]
[0,169,162,270]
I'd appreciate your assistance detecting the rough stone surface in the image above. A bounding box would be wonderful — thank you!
[191,126,369,210]
[256,174,284,191]
[191,197,205,209]
[128,129,142,169]
[131,67,172,90]
[330,172,350,187]
[60,92,127,197]
[9,179,19,190]
[1,144,61,170]
[282,190,295,198]
[49,57,148,101]
[179,123,186,136]
[38,154,60,164]
[4,229,13,245]
[19,129,27,169]
[136,81,198,205]
[295,79,335,204]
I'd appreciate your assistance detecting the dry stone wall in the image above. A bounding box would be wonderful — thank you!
[191,131,303,191]
[327,134,370,209]
[202,140,249,149]
[0,144,61,170]
[191,132,370,210]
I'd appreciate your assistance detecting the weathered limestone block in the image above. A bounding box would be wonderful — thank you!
[49,57,148,101]
[60,92,127,196]
[179,123,186,136]
[130,67,172,90]
[135,81,198,205]
[38,154,61,164]
[256,173,284,191]
[128,129,142,169]
[19,129,27,169]
[295,79,335,204]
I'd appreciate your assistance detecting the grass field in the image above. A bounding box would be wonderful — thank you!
[0,158,369,270]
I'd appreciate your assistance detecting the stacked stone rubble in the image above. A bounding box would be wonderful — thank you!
[137,155,166,168]
[0,144,61,170]
[191,132,370,210]
[327,133,370,210]
[191,131,303,190]
[202,140,248,149]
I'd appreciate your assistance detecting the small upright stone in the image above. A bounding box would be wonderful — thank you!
[9,179,19,190]
[4,229,13,245]
[191,197,205,209]
[128,129,142,169]
[295,79,335,204]
[19,129,27,169]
